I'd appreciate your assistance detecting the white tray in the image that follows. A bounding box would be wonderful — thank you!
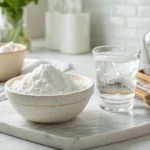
[0,96,150,150]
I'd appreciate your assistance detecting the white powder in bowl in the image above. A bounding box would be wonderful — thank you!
[0,42,21,53]
[11,64,83,95]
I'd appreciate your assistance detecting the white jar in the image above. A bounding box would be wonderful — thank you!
[45,0,63,51]
[45,12,61,51]
[60,13,90,54]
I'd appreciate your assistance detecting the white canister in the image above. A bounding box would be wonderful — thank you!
[45,12,61,51]
[60,13,90,54]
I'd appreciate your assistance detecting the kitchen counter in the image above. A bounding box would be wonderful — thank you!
[0,43,150,150]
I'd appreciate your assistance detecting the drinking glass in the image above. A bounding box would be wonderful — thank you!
[93,46,141,112]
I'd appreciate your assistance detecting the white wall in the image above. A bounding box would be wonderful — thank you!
[27,0,150,48]
[82,0,150,48]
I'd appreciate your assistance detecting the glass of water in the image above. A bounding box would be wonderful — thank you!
[93,46,141,112]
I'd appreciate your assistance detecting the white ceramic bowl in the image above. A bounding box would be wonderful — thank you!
[5,74,94,123]
[0,43,26,81]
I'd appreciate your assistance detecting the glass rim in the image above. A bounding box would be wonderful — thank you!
[92,45,141,56]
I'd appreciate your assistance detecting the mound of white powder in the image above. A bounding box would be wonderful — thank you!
[0,42,21,53]
[11,64,82,95]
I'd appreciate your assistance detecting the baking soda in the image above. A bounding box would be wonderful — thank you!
[0,42,21,53]
[11,64,82,95]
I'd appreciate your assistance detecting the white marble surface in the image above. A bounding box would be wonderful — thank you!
[1,133,150,150]
[1,96,150,150]
[0,45,150,149]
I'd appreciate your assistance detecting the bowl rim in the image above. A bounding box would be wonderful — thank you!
[5,74,94,97]
[0,43,27,55]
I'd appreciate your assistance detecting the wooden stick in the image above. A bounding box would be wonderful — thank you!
[137,71,150,83]
[135,88,150,106]
[135,88,148,99]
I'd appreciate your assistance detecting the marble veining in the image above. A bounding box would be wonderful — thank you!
[0,95,150,150]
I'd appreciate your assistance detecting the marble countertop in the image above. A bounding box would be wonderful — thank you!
[1,40,150,150]
[1,133,150,150]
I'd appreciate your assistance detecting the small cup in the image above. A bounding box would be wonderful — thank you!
[0,43,26,81]
[93,45,141,112]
